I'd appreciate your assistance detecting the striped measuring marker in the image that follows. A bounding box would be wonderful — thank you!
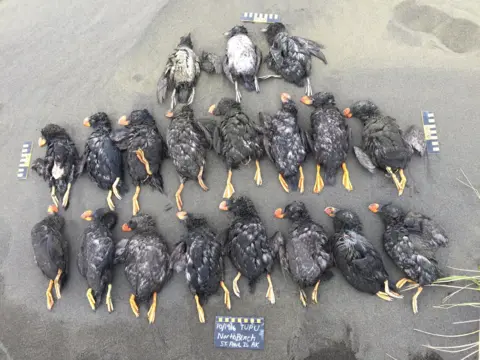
[240,12,281,23]
[422,111,440,153]
[17,141,33,179]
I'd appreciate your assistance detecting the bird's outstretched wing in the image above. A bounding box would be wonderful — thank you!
[157,55,175,104]
[353,146,376,173]
[291,36,327,64]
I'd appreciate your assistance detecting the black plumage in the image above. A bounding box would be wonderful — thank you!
[209,98,264,198]
[170,211,231,323]
[274,202,331,306]
[79,112,126,210]
[262,22,327,96]
[324,206,402,302]
[301,92,353,192]
[31,205,67,310]
[259,93,309,193]
[32,124,80,209]
[165,105,212,211]
[115,213,170,324]
[111,109,167,215]
[369,203,449,313]
[77,208,118,313]
[343,100,425,195]
[219,196,281,304]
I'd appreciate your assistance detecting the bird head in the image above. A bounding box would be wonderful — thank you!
[280,93,298,115]
[81,208,117,229]
[122,213,156,232]
[165,104,193,119]
[343,100,379,121]
[208,98,240,116]
[324,207,363,232]
[224,25,248,38]
[301,92,335,107]
[178,33,193,49]
[39,124,68,147]
[274,201,309,221]
[83,112,111,130]
[219,196,256,217]
[118,109,156,128]
[261,22,287,45]
[368,203,404,223]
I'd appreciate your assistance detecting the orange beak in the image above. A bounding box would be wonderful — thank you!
[343,108,352,118]
[208,104,216,114]
[165,111,174,118]
[300,96,312,105]
[83,117,91,127]
[122,223,132,232]
[38,137,47,147]
[368,203,380,213]
[219,201,229,211]
[324,207,337,217]
[274,208,285,219]
[118,115,129,126]
[176,211,188,220]
[81,210,93,221]
[280,93,291,103]
[47,205,58,214]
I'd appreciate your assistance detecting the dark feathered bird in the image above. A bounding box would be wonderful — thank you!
[111,110,167,215]
[31,205,67,310]
[343,100,425,195]
[79,112,126,210]
[165,105,213,211]
[324,206,402,302]
[170,211,231,323]
[274,202,331,306]
[262,22,327,96]
[32,124,80,209]
[77,208,118,313]
[208,98,264,198]
[219,196,281,304]
[301,92,353,192]
[259,93,309,193]
[115,213,170,324]
[369,203,449,313]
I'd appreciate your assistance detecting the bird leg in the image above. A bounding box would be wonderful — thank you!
[278,173,290,193]
[398,169,407,196]
[107,190,115,210]
[305,77,313,96]
[195,294,205,323]
[412,286,423,314]
[129,294,140,318]
[299,289,307,307]
[384,280,403,299]
[375,291,393,301]
[54,269,63,299]
[197,166,208,191]
[232,272,241,298]
[132,185,141,216]
[254,160,262,186]
[170,88,176,110]
[46,280,55,310]
[187,87,196,105]
[175,182,185,211]
[312,280,320,304]
[396,278,417,289]
[254,76,260,93]
[112,177,122,200]
[222,169,235,199]
[265,274,275,304]
[106,283,114,313]
[86,288,96,310]
[147,292,157,324]
[62,183,72,208]
[386,166,402,195]
[136,149,152,175]
[342,162,353,191]
[220,281,231,310]
[50,186,59,207]
[234,81,242,103]
[313,164,324,193]
[298,166,305,194]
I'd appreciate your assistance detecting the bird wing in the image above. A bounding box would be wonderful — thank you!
[212,125,224,155]
[157,54,175,104]
[114,238,129,264]
[110,128,131,150]
[222,54,235,84]
[404,211,449,250]
[403,125,425,156]
[170,241,187,273]
[258,112,274,162]
[194,118,217,149]
[291,36,327,64]
[254,44,262,75]
[353,146,376,173]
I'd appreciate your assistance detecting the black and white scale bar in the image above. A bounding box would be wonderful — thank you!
[17,141,33,179]
[422,111,440,153]
[240,12,281,23]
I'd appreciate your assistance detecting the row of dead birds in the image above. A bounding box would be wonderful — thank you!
[32,196,448,324]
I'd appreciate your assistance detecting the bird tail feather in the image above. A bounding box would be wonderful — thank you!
[242,74,256,92]
[284,173,299,192]
[147,173,164,193]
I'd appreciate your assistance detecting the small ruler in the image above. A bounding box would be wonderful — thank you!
[17,141,33,179]
[422,111,440,153]
[240,12,281,23]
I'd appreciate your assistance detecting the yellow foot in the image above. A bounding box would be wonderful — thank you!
[50,186,59,207]
[132,185,141,216]
[398,169,406,196]
[175,183,184,211]
[386,166,402,196]
[198,166,209,191]
[313,165,324,193]
[396,278,417,289]
[86,288,96,310]
[106,283,114,313]
[220,281,231,310]
[299,289,307,307]
[112,177,122,200]
[136,148,152,175]
[147,292,157,324]
[130,294,140,318]
[278,173,289,193]
[342,163,353,191]
[222,169,235,199]
[232,272,241,298]
[376,291,393,302]
[195,295,205,323]
[46,280,55,310]
[412,286,423,314]
[62,183,72,208]
[384,280,403,299]
[107,190,115,210]
[266,274,275,304]
[54,269,63,299]
[298,166,304,194]
[254,160,262,186]
[312,280,320,304]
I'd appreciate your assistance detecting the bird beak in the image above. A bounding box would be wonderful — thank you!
[261,28,267,33]
[343,108,352,118]
[208,104,216,114]
[324,207,337,217]
[165,110,174,118]
[274,208,285,219]
[47,205,58,214]
[280,93,291,103]
[38,137,47,147]
[300,96,313,105]
[223,31,230,37]
[368,203,380,213]
[83,117,91,127]
[81,210,93,221]
[176,211,188,220]
[118,115,129,126]
[122,223,132,232]
[219,201,229,211]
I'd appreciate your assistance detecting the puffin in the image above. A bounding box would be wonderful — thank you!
[32,124,80,209]
[259,93,309,193]
[218,196,282,304]
[208,98,264,198]
[112,109,167,215]
[116,213,170,324]
[77,208,118,313]
[301,92,353,193]
[343,100,425,195]
[165,105,213,211]
[324,206,403,302]
[261,22,327,96]
[170,211,231,323]
[80,112,126,210]
[274,202,331,306]
[369,203,449,313]
[31,204,67,310]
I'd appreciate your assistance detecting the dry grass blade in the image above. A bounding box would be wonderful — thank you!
[456,169,480,199]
